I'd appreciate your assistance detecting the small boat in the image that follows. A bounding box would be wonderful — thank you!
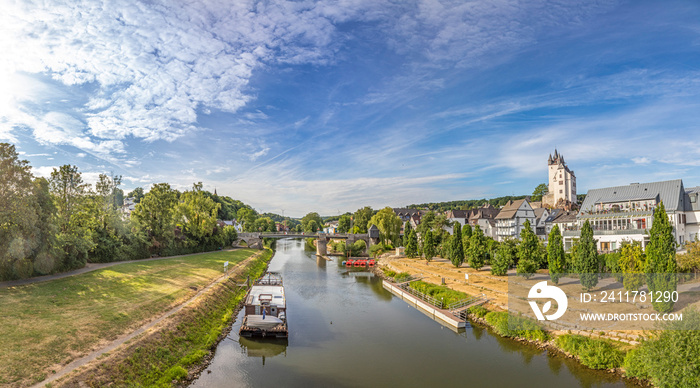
[239,272,288,338]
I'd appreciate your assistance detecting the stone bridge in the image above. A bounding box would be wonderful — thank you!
[236,232,378,255]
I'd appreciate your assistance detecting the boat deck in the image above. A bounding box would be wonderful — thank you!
[239,320,288,338]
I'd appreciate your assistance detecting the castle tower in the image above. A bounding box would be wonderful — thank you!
[543,149,577,208]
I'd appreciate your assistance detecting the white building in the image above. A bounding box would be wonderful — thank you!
[542,149,577,209]
[563,179,700,252]
[495,199,536,241]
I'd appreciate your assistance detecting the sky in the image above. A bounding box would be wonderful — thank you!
[2,0,700,217]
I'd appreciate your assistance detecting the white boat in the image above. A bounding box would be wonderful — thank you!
[239,272,288,338]
[245,314,284,330]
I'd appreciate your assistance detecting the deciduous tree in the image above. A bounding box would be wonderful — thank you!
[620,242,645,291]
[368,207,402,246]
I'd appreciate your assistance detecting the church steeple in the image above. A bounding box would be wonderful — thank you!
[214,188,218,196]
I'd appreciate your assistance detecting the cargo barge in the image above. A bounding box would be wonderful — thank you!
[239,272,288,338]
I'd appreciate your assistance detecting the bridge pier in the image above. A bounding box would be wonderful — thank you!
[316,234,328,256]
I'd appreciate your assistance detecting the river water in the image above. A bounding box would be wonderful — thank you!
[192,239,635,387]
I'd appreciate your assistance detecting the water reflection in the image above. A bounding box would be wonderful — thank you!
[193,239,632,388]
[239,337,288,366]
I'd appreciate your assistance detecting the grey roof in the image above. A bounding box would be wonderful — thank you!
[685,186,700,211]
[580,179,686,212]
[543,209,562,223]
[495,198,530,220]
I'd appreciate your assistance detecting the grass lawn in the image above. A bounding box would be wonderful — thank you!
[0,248,259,387]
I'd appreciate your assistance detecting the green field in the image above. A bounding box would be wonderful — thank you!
[0,249,259,387]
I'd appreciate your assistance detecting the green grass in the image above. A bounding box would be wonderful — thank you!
[0,248,261,387]
[484,311,549,342]
[102,249,273,387]
[555,334,625,370]
[467,305,489,318]
[408,280,470,306]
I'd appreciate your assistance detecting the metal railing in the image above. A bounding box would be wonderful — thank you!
[447,293,487,310]
[398,282,444,308]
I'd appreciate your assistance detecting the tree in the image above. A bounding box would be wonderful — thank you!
[301,212,323,233]
[416,211,436,236]
[49,165,94,270]
[127,187,145,203]
[176,183,221,244]
[447,222,464,267]
[338,214,351,233]
[492,238,516,276]
[576,220,599,291]
[368,207,402,246]
[237,207,257,232]
[531,183,548,202]
[517,220,541,279]
[352,206,373,233]
[645,201,678,313]
[403,221,412,247]
[677,240,700,278]
[0,144,43,279]
[132,183,177,253]
[619,242,645,291]
[547,225,565,284]
[405,229,418,258]
[462,224,473,256]
[422,230,436,263]
[467,225,487,271]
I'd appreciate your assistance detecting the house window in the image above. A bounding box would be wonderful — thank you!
[559,181,563,185]
[559,190,563,194]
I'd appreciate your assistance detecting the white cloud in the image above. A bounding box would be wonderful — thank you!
[632,157,651,165]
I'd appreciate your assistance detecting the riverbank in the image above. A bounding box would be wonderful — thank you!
[0,248,268,388]
[372,255,650,387]
[52,248,273,387]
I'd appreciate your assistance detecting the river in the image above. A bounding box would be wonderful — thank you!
[192,238,635,387]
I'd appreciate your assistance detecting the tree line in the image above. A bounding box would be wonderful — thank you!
[0,143,243,281]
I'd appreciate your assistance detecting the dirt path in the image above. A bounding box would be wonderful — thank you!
[0,248,244,289]
[30,252,261,388]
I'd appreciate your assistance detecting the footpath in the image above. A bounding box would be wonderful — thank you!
[29,251,259,388]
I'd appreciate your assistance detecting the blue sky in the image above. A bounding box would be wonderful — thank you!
[2,0,700,217]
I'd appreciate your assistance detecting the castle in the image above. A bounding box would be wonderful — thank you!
[542,149,577,209]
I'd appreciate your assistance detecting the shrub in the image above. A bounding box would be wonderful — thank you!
[622,308,700,387]
[381,268,397,278]
[555,334,624,370]
[408,280,470,307]
[394,272,412,283]
[467,305,488,318]
[484,311,549,342]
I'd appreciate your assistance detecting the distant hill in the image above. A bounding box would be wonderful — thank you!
[406,195,528,212]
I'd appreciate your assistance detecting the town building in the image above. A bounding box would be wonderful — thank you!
[542,149,577,209]
[563,179,700,252]
[495,199,536,241]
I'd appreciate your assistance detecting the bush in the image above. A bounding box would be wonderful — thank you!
[623,348,650,380]
[467,305,488,318]
[484,311,549,342]
[408,280,470,307]
[622,308,700,387]
[555,334,624,370]
[381,268,397,278]
[394,272,412,283]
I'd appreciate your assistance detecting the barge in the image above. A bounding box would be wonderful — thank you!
[239,272,288,338]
